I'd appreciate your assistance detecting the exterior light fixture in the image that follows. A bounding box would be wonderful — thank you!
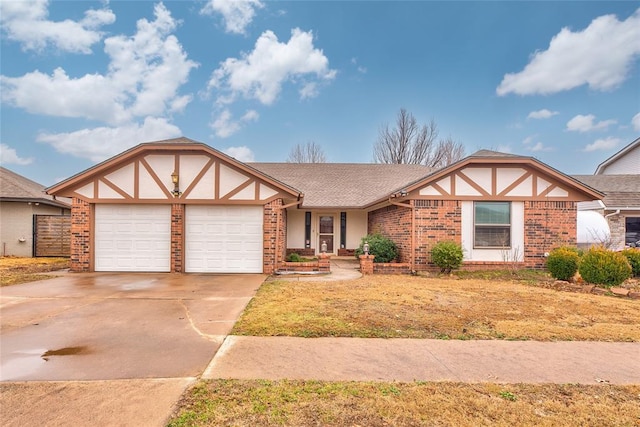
[171,171,181,197]
[363,241,369,255]
[321,240,327,253]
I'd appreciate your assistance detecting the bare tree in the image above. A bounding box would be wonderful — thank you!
[287,141,327,163]
[373,108,465,168]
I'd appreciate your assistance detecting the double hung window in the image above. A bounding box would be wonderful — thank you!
[474,202,511,248]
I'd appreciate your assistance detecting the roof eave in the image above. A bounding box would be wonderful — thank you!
[595,136,640,174]
[46,138,303,198]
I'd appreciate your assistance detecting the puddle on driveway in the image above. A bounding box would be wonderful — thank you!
[0,349,47,381]
[42,346,91,360]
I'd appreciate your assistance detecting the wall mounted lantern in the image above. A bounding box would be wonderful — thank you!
[171,171,181,197]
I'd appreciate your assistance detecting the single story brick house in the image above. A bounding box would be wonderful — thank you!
[46,137,603,273]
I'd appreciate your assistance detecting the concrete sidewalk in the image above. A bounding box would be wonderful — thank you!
[204,336,640,385]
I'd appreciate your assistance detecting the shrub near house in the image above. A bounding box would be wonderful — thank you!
[546,246,581,281]
[579,247,632,287]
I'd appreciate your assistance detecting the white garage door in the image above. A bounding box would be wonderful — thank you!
[185,205,263,273]
[95,205,171,272]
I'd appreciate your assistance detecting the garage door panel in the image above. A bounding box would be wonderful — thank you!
[95,205,171,272]
[186,205,263,273]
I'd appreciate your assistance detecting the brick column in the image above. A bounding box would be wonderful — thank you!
[70,197,91,272]
[318,252,331,272]
[171,204,184,273]
[263,199,285,274]
[359,254,375,275]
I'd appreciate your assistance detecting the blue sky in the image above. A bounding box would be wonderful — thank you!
[1,0,639,186]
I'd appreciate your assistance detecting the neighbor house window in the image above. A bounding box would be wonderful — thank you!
[474,202,511,248]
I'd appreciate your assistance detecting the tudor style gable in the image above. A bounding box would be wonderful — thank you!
[405,153,602,202]
[47,139,300,204]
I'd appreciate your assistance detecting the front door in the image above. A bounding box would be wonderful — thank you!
[318,215,335,253]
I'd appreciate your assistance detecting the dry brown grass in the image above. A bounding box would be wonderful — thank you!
[168,380,640,427]
[233,275,640,341]
[0,257,69,286]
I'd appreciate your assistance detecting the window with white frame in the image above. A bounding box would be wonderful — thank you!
[474,201,511,248]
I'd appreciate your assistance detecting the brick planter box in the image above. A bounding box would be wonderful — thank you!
[278,254,330,273]
[373,262,412,274]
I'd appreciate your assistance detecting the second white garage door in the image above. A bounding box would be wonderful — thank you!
[185,205,263,273]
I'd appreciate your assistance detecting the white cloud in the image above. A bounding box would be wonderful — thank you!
[0,143,34,165]
[584,137,621,152]
[527,109,558,120]
[1,3,198,125]
[526,142,553,152]
[0,0,115,54]
[36,117,181,162]
[632,112,640,131]
[201,0,264,35]
[566,114,617,132]
[224,146,255,162]
[497,8,640,96]
[211,109,259,138]
[496,145,512,153]
[209,28,336,105]
[522,135,536,145]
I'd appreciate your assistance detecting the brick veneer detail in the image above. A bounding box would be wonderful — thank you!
[369,199,578,271]
[171,204,184,273]
[70,197,91,272]
[523,201,576,268]
[264,199,286,274]
[367,204,412,262]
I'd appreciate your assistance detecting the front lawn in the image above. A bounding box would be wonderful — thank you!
[0,257,69,286]
[232,275,640,341]
[168,380,640,427]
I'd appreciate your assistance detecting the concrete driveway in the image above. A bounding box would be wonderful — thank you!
[0,272,264,426]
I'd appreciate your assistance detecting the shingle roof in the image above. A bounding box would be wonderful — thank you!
[249,163,432,208]
[572,174,640,209]
[0,167,70,208]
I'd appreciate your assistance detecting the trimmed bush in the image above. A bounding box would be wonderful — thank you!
[579,247,632,288]
[546,246,580,281]
[431,241,464,274]
[621,248,640,277]
[354,234,398,263]
[286,253,302,262]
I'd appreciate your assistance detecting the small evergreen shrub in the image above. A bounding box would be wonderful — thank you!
[354,233,398,263]
[621,248,640,277]
[431,241,464,274]
[579,247,632,287]
[546,246,580,281]
[286,253,302,262]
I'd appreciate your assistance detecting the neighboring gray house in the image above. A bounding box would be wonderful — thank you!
[595,137,640,175]
[574,137,640,249]
[0,167,71,257]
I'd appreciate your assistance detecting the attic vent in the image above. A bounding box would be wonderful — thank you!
[414,200,445,208]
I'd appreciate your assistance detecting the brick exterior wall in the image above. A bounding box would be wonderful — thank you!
[414,200,461,267]
[369,199,578,271]
[171,204,184,273]
[367,204,412,262]
[286,248,316,257]
[70,197,91,272]
[264,199,286,274]
[524,201,577,268]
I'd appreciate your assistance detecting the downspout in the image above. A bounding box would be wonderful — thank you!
[388,194,415,273]
[605,209,620,219]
